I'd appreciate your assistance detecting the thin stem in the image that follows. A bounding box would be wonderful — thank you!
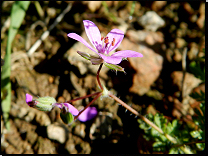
[108,92,193,154]
[74,92,102,120]
[66,92,100,103]
[109,93,140,116]
[97,63,103,91]
[181,47,187,100]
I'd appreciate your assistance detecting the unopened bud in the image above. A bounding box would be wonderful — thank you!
[34,96,56,111]
[60,111,74,125]
[26,93,56,111]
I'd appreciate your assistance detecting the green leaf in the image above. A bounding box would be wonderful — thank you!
[1,1,30,130]
[150,126,159,137]
[153,141,166,152]
[189,61,205,82]
[190,130,202,139]
[169,147,179,154]
[196,143,205,151]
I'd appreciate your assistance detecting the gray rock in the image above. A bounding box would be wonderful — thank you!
[35,111,51,126]
[138,11,165,32]
[34,136,57,154]
[118,38,163,96]
[47,123,66,144]
[171,71,202,97]
[73,123,86,138]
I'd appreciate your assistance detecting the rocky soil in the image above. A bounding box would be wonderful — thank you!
[1,1,205,154]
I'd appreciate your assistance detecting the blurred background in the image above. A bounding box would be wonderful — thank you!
[1,1,205,154]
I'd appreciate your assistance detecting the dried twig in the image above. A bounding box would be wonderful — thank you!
[181,47,187,100]
[25,20,46,50]
[27,3,72,56]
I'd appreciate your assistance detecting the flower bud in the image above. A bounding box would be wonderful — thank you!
[60,106,75,125]
[34,96,56,111]
[60,112,74,125]
[25,93,56,111]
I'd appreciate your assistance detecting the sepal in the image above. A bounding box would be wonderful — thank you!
[104,62,125,72]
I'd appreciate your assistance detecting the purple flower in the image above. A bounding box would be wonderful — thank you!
[68,20,143,66]
[55,103,79,116]
[78,107,98,122]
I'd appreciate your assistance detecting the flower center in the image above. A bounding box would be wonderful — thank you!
[100,36,115,55]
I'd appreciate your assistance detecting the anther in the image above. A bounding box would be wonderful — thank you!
[104,38,109,44]
[111,38,115,46]
[101,37,104,41]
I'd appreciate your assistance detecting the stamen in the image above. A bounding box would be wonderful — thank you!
[101,37,104,41]
[105,42,109,48]
[104,38,109,44]
[112,38,115,46]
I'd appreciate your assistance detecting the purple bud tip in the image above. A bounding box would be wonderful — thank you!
[26,93,33,104]
[78,107,98,122]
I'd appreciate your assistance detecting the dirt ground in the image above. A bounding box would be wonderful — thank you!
[1,1,205,154]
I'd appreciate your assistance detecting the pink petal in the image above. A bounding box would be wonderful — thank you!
[99,50,143,64]
[83,20,102,52]
[67,33,97,53]
[106,29,124,54]
[111,50,143,58]
[99,53,123,64]
[26,93,33,104]
[53,103,62,109]
[78,107,98,122]
[63,103,79,116]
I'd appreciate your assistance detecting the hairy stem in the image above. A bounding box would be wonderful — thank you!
[97,63,103,91]
[66,92,100,103]
[74,92,102,120]
[108,92,192,154]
